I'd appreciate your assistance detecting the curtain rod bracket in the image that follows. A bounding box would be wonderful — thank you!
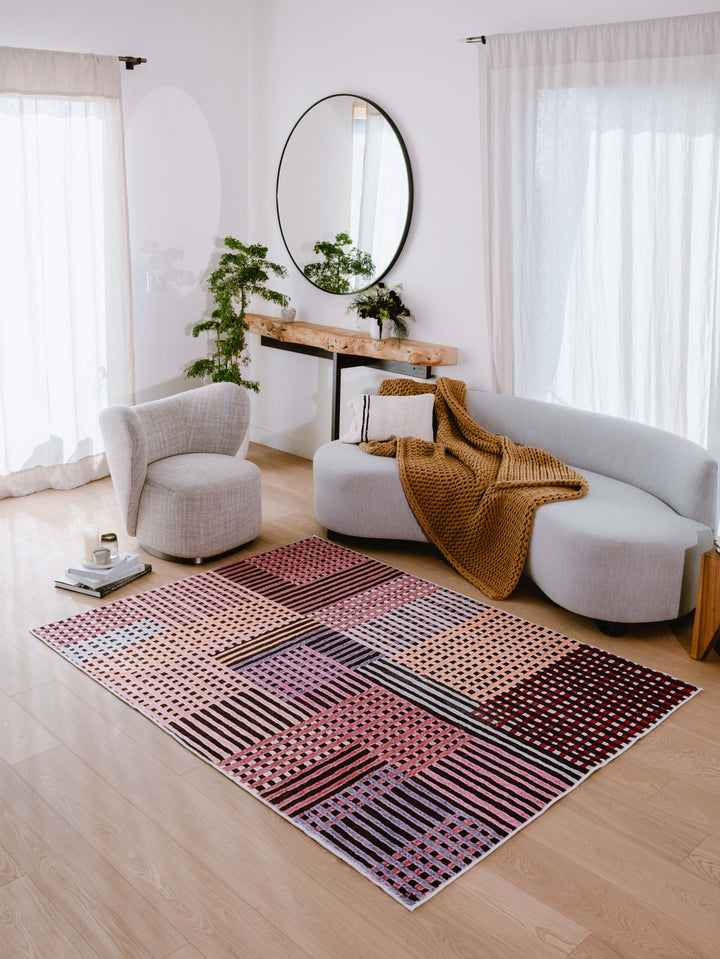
[118,56,147,70]
[465,36,487,44]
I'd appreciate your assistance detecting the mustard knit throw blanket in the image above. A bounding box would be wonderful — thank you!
[361,378,588,600]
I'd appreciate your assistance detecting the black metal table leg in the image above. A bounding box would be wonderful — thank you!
[331,353,342,441]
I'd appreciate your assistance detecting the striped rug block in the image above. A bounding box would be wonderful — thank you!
[33,536,700,909]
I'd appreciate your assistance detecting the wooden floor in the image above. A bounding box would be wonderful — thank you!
[1,442,719,959]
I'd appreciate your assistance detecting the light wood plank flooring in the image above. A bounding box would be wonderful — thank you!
[1,442,719,959]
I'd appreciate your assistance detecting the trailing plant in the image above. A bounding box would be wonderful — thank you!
[186,237,288,392]
[347,281,415,338]
[302,232,374,293]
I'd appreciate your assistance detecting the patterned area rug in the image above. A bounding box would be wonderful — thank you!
[33,537,699,909]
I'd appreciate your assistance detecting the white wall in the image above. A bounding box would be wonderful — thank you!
[3,0,252,403]
[246,0,720,455]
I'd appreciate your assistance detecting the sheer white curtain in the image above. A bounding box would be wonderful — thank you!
[486,13,720,465]
[356,106,409,278]
[0,46,133,498]
[357,106,382,264]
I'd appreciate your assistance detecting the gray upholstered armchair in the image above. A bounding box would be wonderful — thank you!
[99,383,262,563]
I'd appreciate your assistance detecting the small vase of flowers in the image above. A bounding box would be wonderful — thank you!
[347,282,415,340]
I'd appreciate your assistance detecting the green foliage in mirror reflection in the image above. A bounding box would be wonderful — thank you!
[302,232,375,294]
[186,236,288,392]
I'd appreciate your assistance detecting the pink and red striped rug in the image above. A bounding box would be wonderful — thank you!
[33,537,699,909]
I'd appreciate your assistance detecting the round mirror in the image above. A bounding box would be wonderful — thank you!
[276,94,413,294]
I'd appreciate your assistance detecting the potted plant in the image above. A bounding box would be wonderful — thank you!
[347,281,415,339]
[302,232,375,293]
[186,237,289,393]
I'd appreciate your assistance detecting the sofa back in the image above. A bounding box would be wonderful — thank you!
[466,390,718,531]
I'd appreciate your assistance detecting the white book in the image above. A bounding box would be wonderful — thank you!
[66,553,141,587]
[55,564,151,597]
[65,563,146,589]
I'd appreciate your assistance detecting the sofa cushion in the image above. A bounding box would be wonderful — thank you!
[526,467,712,622]
[341,392,435,444]
[138,452,262,558]
[314,440,426,540]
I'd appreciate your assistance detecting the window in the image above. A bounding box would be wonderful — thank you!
[0,47,133,498]
[486,13,720,465]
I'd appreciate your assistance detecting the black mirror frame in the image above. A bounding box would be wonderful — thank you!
[276,93,414,295]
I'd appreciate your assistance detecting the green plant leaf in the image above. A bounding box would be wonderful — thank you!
[302,232,375,293]
[185,235,290,392]
[346,281,415,337]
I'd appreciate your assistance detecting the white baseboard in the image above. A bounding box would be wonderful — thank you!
[249,425,317,461]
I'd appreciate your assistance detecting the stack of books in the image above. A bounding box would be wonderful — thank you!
[55,552,151,597]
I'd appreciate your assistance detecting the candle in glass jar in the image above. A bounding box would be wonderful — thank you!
[83,527,99,563]
[101,532,119,559]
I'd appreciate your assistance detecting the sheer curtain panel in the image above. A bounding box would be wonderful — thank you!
[0,46,133,498]
[486,13,720,468]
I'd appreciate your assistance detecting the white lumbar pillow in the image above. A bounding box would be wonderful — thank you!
[341,392,435,443]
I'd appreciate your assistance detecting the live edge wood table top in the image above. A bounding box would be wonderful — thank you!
[246,314,458,367]
[246,313,458,439]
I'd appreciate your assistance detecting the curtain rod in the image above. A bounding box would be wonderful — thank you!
[118,56,147,70]
[465,36,487,44]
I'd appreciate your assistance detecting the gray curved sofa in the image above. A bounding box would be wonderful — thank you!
[313,389,718,626]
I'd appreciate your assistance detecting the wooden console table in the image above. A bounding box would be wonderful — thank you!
[691,548,720,659]
[246,314,458,440]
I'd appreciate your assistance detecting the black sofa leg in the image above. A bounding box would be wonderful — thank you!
[596,620,626,637]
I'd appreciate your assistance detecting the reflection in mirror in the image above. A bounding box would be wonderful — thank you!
[276,95,413,294]
[303,231,374,294]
